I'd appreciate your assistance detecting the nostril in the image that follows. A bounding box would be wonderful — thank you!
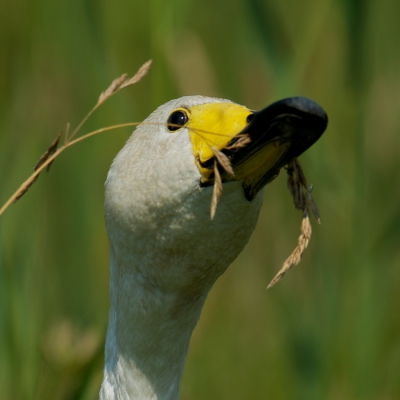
[246,113,254,124]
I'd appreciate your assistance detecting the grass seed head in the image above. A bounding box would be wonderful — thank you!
[267,158,320,288]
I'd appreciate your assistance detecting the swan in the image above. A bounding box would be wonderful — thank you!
[100,95,327,399]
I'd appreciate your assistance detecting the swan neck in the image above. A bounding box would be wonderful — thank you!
[100,252,207,400]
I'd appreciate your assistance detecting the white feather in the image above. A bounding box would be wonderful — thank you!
[101,96,264,400]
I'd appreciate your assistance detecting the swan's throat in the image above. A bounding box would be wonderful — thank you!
[100,251,208,400]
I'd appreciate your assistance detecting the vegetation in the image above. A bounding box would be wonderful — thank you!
[1,0,399,398]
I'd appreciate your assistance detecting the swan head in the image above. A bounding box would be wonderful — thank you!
[104,95,327,297]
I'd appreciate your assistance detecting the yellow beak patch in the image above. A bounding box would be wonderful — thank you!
[171,96,327,200]
[187,102,251,182]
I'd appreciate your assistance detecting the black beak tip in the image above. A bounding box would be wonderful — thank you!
[241,96,328,169]
[258,96,328,143]
[248,96,328,134]
[284,96,328,124]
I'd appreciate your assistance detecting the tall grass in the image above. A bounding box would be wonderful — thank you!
[1,0,400,399]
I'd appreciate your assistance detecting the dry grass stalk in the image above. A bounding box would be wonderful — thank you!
[224,134,251,150]
[13,131,63,203]
[211,146,235,176]
[267,211,312,288]
[39,129,65,173]
[97,60,152,105]
[12,174,38,204]
[208,136,251,218]
[307,185,321,223]
[0,60,152,217]
[267,158,320,288]
[120,60,153,89]
[98,74,128,105]
[210,159,223,220]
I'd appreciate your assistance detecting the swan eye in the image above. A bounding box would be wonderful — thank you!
[167,110,189,132]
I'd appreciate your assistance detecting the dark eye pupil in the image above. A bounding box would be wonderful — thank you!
[167,110,188,131]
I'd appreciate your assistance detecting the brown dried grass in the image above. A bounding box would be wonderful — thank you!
[209,134,250,218]
[1,64,319,288]
[211,158,223,220]
[0,60,152,217]
[208,146,320,286]
[267,158,321,288]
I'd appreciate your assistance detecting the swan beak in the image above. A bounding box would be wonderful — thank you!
[230,96,328,200]
[188,97,328,200]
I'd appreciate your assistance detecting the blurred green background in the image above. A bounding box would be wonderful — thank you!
[1,0,400,398]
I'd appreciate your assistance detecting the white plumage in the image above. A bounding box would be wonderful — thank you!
[100,95,327,399]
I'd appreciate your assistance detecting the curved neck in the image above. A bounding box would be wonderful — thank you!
[100,252,207,400]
